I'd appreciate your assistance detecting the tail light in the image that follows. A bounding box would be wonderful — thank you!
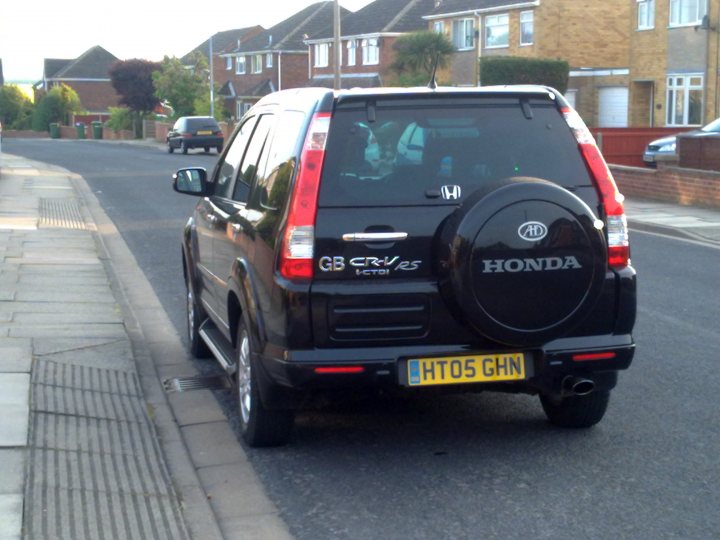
[562,107,629,269]
[278,112,331,280]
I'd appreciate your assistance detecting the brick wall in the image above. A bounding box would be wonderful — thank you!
[612,164,720,208]
[0,130,50,138]
[678,135,720,171]
[50,80,121,113]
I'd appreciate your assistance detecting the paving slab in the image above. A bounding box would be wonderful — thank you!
[219,513,293,540]
[0,494,22,540]
[0,405,28,447]
[168,390,228,426]
[0,347,32,373]
[197,462,278,519]
[0,449,26,494]
[181,422,248,469]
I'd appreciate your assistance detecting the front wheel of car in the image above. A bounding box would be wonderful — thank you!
[540,390,610,428]
[236,321,294,447]
[186,277,211,358]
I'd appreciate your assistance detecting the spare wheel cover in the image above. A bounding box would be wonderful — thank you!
[446,177,607,347]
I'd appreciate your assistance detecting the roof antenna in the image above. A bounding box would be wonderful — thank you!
[427,53,440,89]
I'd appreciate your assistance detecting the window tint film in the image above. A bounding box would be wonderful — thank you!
[214,116,257,199]
[319,97,591,207]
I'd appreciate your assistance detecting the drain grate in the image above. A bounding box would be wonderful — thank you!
[39,198,87,230]
[162,374,232,393]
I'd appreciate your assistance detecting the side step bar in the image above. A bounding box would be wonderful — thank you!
[199,322,236,376]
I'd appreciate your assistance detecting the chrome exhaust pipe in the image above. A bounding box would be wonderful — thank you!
[562,376,595,396]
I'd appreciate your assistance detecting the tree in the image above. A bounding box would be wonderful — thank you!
[31,84,82,131]
[0,85,33,129]
[109,59,161,137]
[153,54,208,118]
[193,84,227,121]
[390,31,454,86]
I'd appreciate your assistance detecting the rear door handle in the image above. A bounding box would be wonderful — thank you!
[342,232,408,242]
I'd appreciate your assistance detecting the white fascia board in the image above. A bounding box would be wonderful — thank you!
[50,78,111,82]
[305,33,401,45]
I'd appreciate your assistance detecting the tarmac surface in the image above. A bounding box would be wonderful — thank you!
[1,145,719,539]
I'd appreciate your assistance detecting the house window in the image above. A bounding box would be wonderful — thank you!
[669,0,707,26]
[362,38,379,65]
[252,54,263,74]
[452,18,474,50]
[266,53,273,68]
[236,56,246,74]
[485,14,509,48]
[315,43,329,67]
[225,57,232,70]
[520,11,534,45]
[666,74,703,125]
[347,40,356,66]
[637,0,655,29]
[434,21,444,34]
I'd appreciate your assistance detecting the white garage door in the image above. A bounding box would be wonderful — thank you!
[598,87,628,127]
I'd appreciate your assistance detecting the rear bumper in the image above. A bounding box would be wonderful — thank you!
[171,136,224,148]
[258,334,634,394]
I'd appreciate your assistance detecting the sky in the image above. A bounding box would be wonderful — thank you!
[0,0,374,82]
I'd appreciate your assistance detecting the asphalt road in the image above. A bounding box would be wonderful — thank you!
[4,139,720,539]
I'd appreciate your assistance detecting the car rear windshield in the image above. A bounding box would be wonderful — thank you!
[318,96,592,207]
[186,118,219,131]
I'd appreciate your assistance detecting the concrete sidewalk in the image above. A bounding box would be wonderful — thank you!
[0,152,292,540]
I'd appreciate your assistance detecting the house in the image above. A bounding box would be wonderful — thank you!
[181,26,264,117]
[306,0,436,88]
[423,0,632,127]
[219,2,346,119]
[35,46,122,121]
[628,0,720,128]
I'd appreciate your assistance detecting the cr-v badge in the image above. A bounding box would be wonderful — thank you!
[518,221,548,241]
[441,185,462,200]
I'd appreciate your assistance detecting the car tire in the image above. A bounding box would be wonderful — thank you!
[216,145,223,154]
[236,321,294,447]
[540,390,610,428]
[181,142,188,155]
[168,144,174,154]
[186,276,211,358]
[204,147,210,153]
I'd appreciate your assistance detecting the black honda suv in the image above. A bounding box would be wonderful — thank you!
[173,86,636,447]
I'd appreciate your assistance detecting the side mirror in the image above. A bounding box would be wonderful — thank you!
[173,167,209,196]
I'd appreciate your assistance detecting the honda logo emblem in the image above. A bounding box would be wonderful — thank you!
[518,221,548,242]
[440,185,462,200]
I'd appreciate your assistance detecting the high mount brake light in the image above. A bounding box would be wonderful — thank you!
[562,107,629,269]
[279,112,331,280]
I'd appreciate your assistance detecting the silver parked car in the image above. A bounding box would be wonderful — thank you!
[643,117,720,166]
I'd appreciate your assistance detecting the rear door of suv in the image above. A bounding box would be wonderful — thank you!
[311,93,601,349]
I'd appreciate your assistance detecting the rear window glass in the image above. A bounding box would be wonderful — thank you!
[319,97,592,207]
[186,117,220,131]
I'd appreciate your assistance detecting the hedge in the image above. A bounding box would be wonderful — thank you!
[479,57,569,94]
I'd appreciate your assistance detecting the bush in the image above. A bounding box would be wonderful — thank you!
[31,84,82,131]
[105,107,134,132]
[479,57,569,94]
[0,85,33,129]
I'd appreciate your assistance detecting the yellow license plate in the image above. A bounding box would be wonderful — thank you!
[407,353,526,387]
[197,130,212,135]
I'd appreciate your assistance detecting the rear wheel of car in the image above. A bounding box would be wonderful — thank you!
[216,145,223,154]
[236,321,294,447]
[540,390,610,428]
[204,147,209,153]
[186,276,211,358]
[167,144,174,154]
[181,142,188,154]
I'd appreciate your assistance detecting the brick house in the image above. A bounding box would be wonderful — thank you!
[181,26,264,118]
[306,0,436,88]
[423,0,632,127]
[629,0,720,128]
[35,46,122,121]
[218,2,345,119]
